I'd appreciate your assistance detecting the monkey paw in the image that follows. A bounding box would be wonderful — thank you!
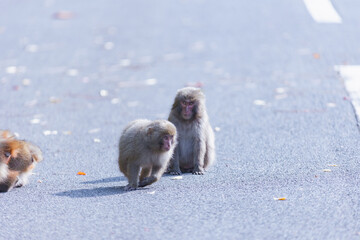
[169,170,182,175]
[192,167,204,175]
[124,185,137,191]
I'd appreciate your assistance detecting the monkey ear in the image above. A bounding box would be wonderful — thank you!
[147,127,154,136]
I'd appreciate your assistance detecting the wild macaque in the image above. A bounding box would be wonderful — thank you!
[167,87,215,175]
[118,119,177,190]
[0,130,43,192]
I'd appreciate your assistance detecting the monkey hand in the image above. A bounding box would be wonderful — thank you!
[192,166,204,175]
[138,179,150,187]
[168,169,182,175]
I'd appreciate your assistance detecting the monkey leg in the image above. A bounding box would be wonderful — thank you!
[124,164,140,191]
[119,157,129,178]
[192,140,206,175]
[138,165,164,187]
[139,167,151,182]
[167,151,182,175]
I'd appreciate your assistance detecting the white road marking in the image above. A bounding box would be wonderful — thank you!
[303,0,342,23]
[334,65,360,120]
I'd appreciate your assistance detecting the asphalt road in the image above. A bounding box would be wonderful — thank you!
[1,0,360,239]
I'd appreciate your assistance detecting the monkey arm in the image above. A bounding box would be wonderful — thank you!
[125,164,141,190]
[138,165,165,187]
[192,136,206,175]
[167,148,182,175]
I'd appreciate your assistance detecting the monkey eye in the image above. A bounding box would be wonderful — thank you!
[4,152,10,158]
[31,157,34,163]
[163,135,172,141]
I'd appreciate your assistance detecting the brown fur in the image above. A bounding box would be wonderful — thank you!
[0,130,43,192]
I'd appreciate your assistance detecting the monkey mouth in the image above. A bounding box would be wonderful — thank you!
[163,146,171,151]
[182,113,192,119]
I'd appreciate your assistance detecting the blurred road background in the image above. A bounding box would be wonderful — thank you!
[1,0,360,239]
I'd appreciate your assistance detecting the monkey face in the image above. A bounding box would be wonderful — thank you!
[180,100,196,120]
[160,134,174,151]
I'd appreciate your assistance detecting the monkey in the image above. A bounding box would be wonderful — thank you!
[167,87,215,175]
[118,119,177,190]
[0,130,43,192]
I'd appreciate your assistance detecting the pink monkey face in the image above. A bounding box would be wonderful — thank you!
[161,135,174,151]
[180,100,195,120]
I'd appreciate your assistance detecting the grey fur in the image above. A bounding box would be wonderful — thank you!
[118,119,177,190]
[167,87,215,175]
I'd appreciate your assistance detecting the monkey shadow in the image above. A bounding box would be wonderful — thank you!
[80,176,126,185]
[54,186,128,198]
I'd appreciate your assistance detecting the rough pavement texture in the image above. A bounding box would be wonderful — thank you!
[1,0,360,239]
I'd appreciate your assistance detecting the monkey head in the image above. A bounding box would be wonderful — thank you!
[0,131,43,184]
[172,87,205,121]
[146,120,177,152]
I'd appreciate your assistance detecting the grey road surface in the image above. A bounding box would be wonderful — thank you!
[1,0,360,239]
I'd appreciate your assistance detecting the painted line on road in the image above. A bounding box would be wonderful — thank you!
[303,0,342,23]
[334,65,360,123]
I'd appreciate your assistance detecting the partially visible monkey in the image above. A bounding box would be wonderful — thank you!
[167,87,215,175]
[0,130,43,192]
[118,119,177,190]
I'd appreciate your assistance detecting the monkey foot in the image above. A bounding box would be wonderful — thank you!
[169,170,182,175]
[124,185,137,191]
[192,167,204,175]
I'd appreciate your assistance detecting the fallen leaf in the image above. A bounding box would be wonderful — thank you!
[43,130,58,136]
[327,103,336,108]
[6,66,17,74]
[62,131,72,135]
[171,176,183,180]
[145,78,157,86]
[214,127,221,132]
[147,191,156,195]
[104,42,114,50]
[313,53,320,59]
[77,171,86,175]
[273,197,286,201]
[49,96,61,103]
[37,180,42,183]
[111,98,120,104]
[88,128,100,134]
[22,78,31,86]
[120,59,131,67]
[323,169,332,172]
[99,90,108,97]
[53,11,74,20]
[327,164,338,167]
[254,100,266,106]
[93,138,101,143]
[275,88,286,94]
[67,69,78,77]
[25,44,38,53]
[30,118,41,124]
